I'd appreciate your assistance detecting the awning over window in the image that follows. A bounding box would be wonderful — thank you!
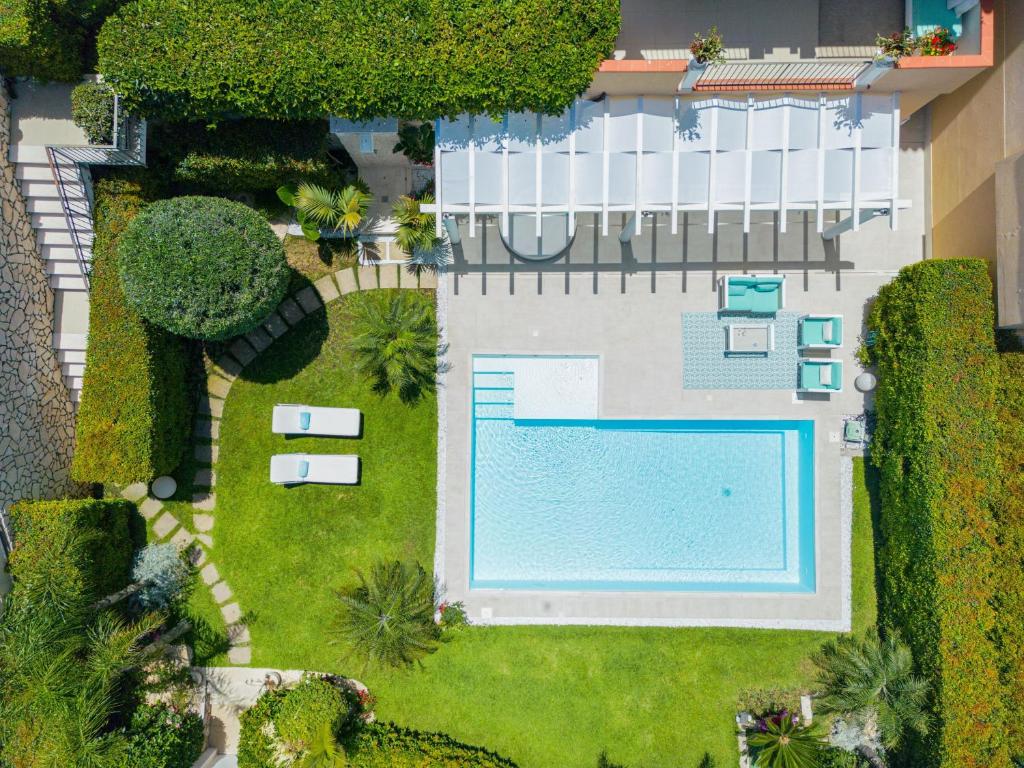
[422,93,909,240]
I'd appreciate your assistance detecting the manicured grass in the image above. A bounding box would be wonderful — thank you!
[209,297,879,767]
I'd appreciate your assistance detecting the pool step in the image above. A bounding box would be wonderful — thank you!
[473,402,515,420]
[472,370,515,420]
[472,370,514,390]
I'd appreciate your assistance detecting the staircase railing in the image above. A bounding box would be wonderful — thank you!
[44,93,146,289]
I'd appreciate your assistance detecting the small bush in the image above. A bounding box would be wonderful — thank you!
[274,678,353,754]
[131,544,192,611]
[0,1,84,81]
[71,81,115,144]
[72,174,192,485]
[8,498,136,600]
[349,722,518,767]
[122,703,205,768]
[117,196,289,340]
[736,687,803,719]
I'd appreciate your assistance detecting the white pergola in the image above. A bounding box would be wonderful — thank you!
[422,92,909,243]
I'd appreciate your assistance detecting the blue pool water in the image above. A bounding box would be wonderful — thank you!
[470,359,816,592]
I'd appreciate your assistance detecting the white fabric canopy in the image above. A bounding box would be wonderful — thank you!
[424,93,909,239]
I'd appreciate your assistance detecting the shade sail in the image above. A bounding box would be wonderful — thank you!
[422,93,909,240]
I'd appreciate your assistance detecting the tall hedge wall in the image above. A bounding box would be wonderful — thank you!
[7,498,136,600]
[995,352,1024,757]
[867,259,1008,768]
[96,0,620,121]
[71,174,192,486]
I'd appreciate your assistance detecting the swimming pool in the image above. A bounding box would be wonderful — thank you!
[470,356,816,593]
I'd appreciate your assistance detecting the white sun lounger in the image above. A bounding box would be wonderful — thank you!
[272,404,361,437]
[270,454,360,485]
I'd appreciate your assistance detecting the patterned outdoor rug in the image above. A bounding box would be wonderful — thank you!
[682,312,799,389]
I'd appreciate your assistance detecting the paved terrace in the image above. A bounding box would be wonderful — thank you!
[613,0,904,61]
[435,111,928,629]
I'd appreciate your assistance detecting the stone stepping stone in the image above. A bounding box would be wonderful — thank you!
[139,498,163,520]
[227,623,251,644]
[379,265,400,289]
[229,339,257,366]
[153,511,179,539]
[211,581,233,604]
[207,376,232,399]
[263,311,289,339]
[193,513,215,532]
[211,355,242,381]
[194,444,219,463]
[200,563,220,585]
[221,602,242,624]
[121,482,148,502]
[335,269,358,294]
[228,645,252,665]
[197,396,225,418]
[357,266,378,290]
[170,528,195,550]
[278,297,305,326]
[245,326,273,353]
[419,270,439,290]
[193,468,216,487]
[315,275,339,303]
[192,492,215,511]
[193,418,220,440]
[196,533,214,548]
[294,286,322,314]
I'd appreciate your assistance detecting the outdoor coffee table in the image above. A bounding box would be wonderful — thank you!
[727,323,774,354]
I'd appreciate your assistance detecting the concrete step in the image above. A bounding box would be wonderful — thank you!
[37,230,74,245]
[26,197,65,214]
[46,260,87,277]
[51,274,89,291]
[63,362,85,378]
[15,163,55,181]
[31,213,71,230]
[53,332,87,351]
[9,144,53,163]
[20,179,61,197]
[41,244,80,262]
[69,388,81,404]
[191,748,220,768]
[64,375,84,391]
[57,349,86,364]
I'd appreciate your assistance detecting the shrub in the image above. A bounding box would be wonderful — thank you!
[8,498,136,600]
[72,174,192,485]
[689,26,726,64]
[867,259,1008,768]
[122,703,205,768]
[393,195,438,256]
[97,0,620,121]
[117,196,289,340]
[0,0,84,81]
[274,679,352,755]
[393,123,434,165]
[736,688,804,720]
[71,81,115,144]
[130,544,193,611]
[152,119,340,195]
[278,183,371,242]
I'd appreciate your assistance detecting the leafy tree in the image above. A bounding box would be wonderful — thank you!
[747,716,824,768]
[116,195,289,340]
[812,630,930,766]
[277,182,371,242]
[333,560,440,669]
[347,290,437,403]
[393,122,434,165]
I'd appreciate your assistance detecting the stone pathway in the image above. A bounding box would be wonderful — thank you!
[123,264,437,666]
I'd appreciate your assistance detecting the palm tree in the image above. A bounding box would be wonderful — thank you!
[333,560,440,669]
[746,716,824,768]
[347,290,437,402]
[298,723,347,768]
[277,182,372,241]
[812,629,930,765]
[392,194,439,255]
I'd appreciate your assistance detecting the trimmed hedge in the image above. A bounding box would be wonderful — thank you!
[995,352,1024,757]
[72,174,192,486]
[71,81,115,144]
[117,196,289,340]
[122,703,205,768]
[867,259,1008,768]
[7,498,136,600]
[96,0,620,120]
[151,119,341,195]
[0,0,84,81]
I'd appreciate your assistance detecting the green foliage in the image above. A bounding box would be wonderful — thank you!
[392,195,438,256]
[334,560,440,669]
[393,123,434,165]
[867,259,1008,768]
[348,722,518,767]
[130,544,193,612]
[995,352,1024,756]
[72,174,192,486]
[278,183,371,241]
[117,195,289,340]
[746,717,825,768]
[737,688,804,720]
[238,688,282,768]
[274,679,352,755]
[8,498,136,601]
[152,119,340,195]
[298,724,347,768]
[97,0,620,120]
[121,704,205,768]
[71,81,115,144]
[347,291,437,403]
[813,630,929,751]
[689,25,726,64]
[0,0,84,81]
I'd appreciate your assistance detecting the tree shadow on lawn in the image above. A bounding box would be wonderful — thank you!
[235,303,330,386]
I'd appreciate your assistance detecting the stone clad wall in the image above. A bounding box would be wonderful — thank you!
[0,84,77,560]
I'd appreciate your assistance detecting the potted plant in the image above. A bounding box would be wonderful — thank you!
[690,25,727,65]
[916,26,957,56]
[277,181,372,241]
[393,122,435,166]
[874,28,916,61]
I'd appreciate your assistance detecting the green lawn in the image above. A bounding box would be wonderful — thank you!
[208,295,880,767]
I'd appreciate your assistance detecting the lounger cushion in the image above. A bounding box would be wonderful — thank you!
[821,322,834,343]
[299,411,311,430]
[819,364,833,386]
[298,460,309,478]
[729,284,747,297]
[754,283,777,292]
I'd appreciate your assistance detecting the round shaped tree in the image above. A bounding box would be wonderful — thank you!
[117,196,289,340]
